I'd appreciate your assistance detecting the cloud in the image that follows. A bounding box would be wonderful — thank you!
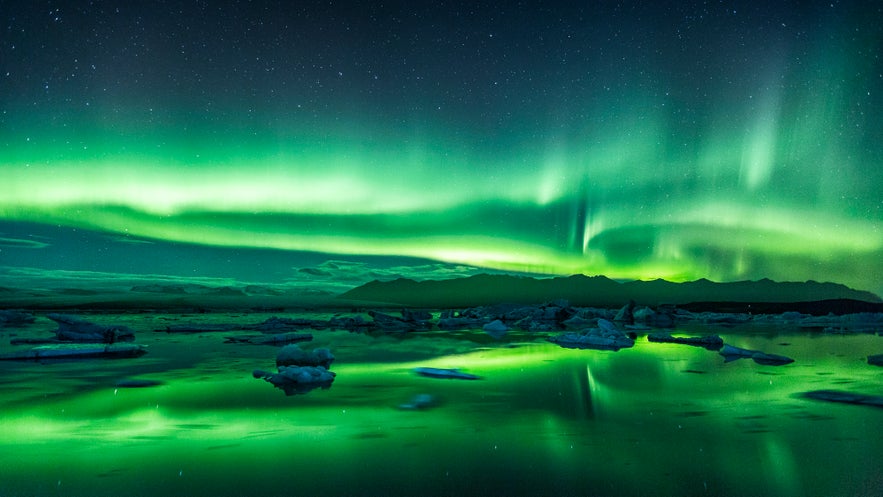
[103,234,156,245]
[307,259,496,283]
[298,267,334,277]
[0,261,491,297]
[0,266,241,290]
[0,237,49,249]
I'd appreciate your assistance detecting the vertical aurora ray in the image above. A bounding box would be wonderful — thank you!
[739,82,782,191]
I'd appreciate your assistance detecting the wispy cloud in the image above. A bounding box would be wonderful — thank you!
[0,266,242,290]
[294,260,494,284]
[102,234,156,245]
[0,237,49,249]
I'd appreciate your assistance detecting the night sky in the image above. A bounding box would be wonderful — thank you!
[1,1,881,296]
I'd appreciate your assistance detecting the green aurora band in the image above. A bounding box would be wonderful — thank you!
[1,3,881,295]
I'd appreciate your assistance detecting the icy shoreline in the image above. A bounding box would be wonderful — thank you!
[4,301,883,336]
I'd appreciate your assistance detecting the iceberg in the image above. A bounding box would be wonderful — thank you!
[275,344,334,369]
[548,319,635,351]
[482,319,508,338]
[253,366,336,396]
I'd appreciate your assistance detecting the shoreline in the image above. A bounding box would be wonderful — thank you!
[4,300,883,337]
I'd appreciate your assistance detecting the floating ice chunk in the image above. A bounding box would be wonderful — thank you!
[597,319,618,335]
[414,367,481,380]
[750,351,794,366]
[719,344,754,361]
[482,319,508,338]
[548,332,634,351]
[719,344,793,365]
[224,332,313,345]
[548,319,635,351]
[47,313,134,343]
[0,310,35,327]
[275,344,334,369]
[253,366,336,396]
[802,390,883,408]
[0,343,146,360]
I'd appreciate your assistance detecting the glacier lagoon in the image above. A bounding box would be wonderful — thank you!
[0,312,881,497]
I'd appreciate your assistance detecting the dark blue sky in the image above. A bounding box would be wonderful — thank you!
[1,1,881,295]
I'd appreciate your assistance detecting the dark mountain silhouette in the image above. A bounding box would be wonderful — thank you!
[338,274,883,309]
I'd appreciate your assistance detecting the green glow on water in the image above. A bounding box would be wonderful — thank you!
[1,318,880,496]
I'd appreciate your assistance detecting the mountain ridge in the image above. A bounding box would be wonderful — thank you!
[339,274,883,309]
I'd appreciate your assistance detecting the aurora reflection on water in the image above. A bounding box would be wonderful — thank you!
[0,314,881,497]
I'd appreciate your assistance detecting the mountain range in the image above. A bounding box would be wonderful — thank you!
[339,274,883,309]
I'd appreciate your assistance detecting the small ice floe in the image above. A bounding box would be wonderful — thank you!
[632,306,676,328]
[253,345,337,396]
[561,315,595,330]
[501,300,577,332]
[328,314,375,333]
[548,332,635,351]
[482,319,508,338]
[398,393,437,410]
[275,344,334,369]
[0,343,147,360]
[437,312,485,331]
[719,344,794,365]
[249,316,329,331]
[47,313,134,343]
[368,310,433,332]
[547,318,634,351]
[223,332,313,345]
[695,312,752,326]
[253,366,336,396]
[0,310,35,327]
[414,367,481,380]
[164,323,238,333]
[612,302,677,328]
[801,390,883,408]
[718,344,754,362]
[647,333,724,350]
[750,351,795,366]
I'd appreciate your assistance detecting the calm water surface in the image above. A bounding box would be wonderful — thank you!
[0,313,881,497]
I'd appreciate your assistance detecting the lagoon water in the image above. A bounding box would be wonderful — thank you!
[1,313,881,497]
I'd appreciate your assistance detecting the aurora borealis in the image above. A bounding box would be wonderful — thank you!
[2,1,882,296]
